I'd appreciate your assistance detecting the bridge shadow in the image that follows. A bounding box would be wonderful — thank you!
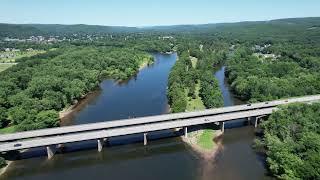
[2,139,193,177]
[2,117,262,161]
[2,129,187,161]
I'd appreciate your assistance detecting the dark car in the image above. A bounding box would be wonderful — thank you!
[14,143,22,147]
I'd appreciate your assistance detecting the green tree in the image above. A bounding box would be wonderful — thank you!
[0,157,6,168]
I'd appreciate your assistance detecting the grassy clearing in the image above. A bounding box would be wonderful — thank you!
[186,56,204,112]
[0,64,15,72]
[0,126,17,134]
[197,129,216,150]
[0,50,46,63]
[186,83,205,112]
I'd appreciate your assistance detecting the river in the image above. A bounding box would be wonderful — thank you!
[1,53,272,180]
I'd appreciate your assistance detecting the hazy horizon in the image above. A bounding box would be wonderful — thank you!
[1,0,320,27]
[1,16,320,28]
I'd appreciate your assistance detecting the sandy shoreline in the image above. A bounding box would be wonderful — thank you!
[59,90,99,121]
[0,160,12,177]
[182,130,223,160]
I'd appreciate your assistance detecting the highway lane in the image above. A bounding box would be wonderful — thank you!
[1,94,319,142]
[0,107,275,152]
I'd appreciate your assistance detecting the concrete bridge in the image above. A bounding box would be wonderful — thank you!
[0,95,319,159]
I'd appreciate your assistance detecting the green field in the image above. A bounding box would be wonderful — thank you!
[197,129,217,150]
[186,83,205,112]
[0,126,17,134]
[0,50,46,63]
[185,82,217,150]
[0,63,15,72]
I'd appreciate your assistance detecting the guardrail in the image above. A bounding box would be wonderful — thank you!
[0,94,319,159]
[1,94,319,142]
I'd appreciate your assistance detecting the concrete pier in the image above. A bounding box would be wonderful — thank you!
[254,115,266,128]
[184,127,188,138]
[220,122,225,133]
[254,117,259,128]
[247,117,251,125]
[46,146,55,159]
[97,138,104,152]
[143,133,147,146]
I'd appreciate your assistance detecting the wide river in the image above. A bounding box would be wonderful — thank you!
[2,53,273,180]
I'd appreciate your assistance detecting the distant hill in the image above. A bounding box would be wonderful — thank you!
[0,17,319,38]
[147,17,320,32]
[0,24,43,38]
[24,24,139,34]
[0,23,139,38]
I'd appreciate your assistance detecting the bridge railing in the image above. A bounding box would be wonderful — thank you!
[0,94,320,142]
[0,108,276,152]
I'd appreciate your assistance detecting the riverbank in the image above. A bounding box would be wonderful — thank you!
[138,57,153,70]
[59,91,98,121]
[0,148,29,177]
[182,129,223,160]
[59,55,155,122]
[0,160,12,177]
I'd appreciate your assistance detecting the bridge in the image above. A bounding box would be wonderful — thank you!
[0,95,319,159]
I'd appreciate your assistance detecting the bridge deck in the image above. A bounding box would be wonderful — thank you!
[1,95,320,142]
[0,108,274,151]
[0,95,319,152]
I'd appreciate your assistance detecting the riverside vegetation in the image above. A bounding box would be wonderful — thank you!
[167,41,225,151]
[0,46,155,132]
[0,17,320,179]
[256,103,320,179]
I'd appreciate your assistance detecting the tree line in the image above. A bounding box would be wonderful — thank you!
[259,103,320,179]
[226,46,320,102]
[0,46,153,131]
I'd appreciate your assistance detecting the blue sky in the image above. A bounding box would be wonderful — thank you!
[1,0,320,26]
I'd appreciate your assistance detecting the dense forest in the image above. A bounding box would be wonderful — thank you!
[225,44,320,102]
[259,103,320,179]
[0,46,153,131]
[167,40,225,112]
[223,18,320,102]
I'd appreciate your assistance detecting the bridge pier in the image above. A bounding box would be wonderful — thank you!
[247,117,251,125]
[97,138,104,152]
[46,146,56,159]
[220,122,225,133]
[143,133,148,146]
[254,116,266,128]
[184,127,188,138]
[254,117,259,128]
